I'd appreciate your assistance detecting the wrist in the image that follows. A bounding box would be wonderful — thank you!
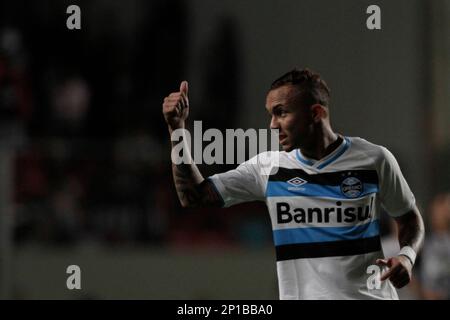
[398,246,416,266]
[168,122,185,133]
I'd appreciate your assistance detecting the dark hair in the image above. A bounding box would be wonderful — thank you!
[270,68,331,107]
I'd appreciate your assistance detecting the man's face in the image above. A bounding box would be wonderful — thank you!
[265,85,313,152]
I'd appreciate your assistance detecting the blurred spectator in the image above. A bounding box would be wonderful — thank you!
[50,76,90,135]
[48,174,86,243]
[0,27,33,123]
[421,193,450,299]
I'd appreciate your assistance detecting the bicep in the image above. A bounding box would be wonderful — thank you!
[196,179,224,208]
[207,161,266,207]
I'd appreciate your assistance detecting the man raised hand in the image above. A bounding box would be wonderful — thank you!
[163,81,189,131]
[162,81,223,208]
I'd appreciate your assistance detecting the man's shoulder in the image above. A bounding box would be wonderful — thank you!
[241,150,294,176]
[245,150,287,167]
[249,150,293,162]
[346,136,389,158]
[344,136,400,172]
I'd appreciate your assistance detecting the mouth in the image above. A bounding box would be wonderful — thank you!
[279,134,288,144]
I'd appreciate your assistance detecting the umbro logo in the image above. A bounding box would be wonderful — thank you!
[287,177,307,186]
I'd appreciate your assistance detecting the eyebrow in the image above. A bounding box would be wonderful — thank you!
[267,104,284,114]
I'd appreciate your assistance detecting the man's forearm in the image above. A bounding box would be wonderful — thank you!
[395,206,425,254]
[378,206,425,288]
[170,127,204,207]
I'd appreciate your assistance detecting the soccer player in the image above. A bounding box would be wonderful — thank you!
[162,68,425,299]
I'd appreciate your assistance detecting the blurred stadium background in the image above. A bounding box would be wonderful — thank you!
[0,0,449,299]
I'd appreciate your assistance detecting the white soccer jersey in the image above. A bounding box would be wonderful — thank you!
[209,136,416,300]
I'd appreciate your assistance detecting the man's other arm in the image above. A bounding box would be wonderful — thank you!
[377,206,425,288]
[395,206,425,255]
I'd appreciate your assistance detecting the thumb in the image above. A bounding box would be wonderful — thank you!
[180,80,188,96]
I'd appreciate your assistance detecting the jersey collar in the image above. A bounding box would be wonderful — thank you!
[295,136,350,170]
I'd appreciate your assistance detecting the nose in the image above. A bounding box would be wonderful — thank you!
[270,116,279,130]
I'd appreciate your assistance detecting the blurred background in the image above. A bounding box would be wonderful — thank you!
[0,0,449,299]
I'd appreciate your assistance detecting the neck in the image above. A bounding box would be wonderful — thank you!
[300,123,340,160]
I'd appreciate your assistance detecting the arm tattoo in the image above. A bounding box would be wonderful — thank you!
[171,140,222,208]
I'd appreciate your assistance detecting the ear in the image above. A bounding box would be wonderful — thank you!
[311,104,327,122]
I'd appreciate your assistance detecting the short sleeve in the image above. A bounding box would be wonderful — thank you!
[377,147,416,217]
[208,153,271,207]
